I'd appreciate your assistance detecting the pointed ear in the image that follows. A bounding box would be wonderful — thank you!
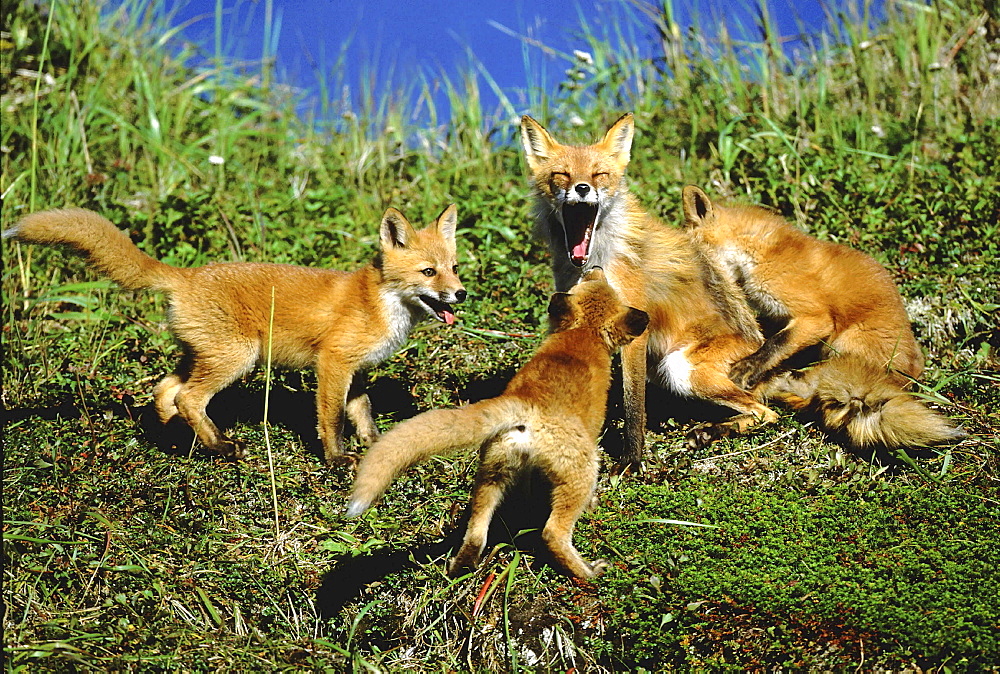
[434,203,458,242]
[601,112,634,165]
[547,292,575,332]
[682,185,715,228]
[380,208,416,249]
[621,307,650,339]
[520,115,559,171]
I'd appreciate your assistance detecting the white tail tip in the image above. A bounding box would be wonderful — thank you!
[344,499,370,519]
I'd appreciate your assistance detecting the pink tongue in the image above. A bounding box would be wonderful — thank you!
[443,310,455,325]
[571,231,590,263]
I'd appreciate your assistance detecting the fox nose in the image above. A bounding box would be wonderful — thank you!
[455,289,467,303]
[574,183,591,198]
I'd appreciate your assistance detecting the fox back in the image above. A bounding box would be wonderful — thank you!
[683,185,963,448]
[683,185,923,379]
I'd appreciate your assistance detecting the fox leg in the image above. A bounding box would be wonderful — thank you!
[153,351,195,423]
[448,433,526,576]
[686,360,780,449]
[730,314,833,389]
[344,372,378,447]
[620,332,649,467]
[315,350,357,465]
[153,374,184,423]
[542,449,606,579]
[173,352,253,458]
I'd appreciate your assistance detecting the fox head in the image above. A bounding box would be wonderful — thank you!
[378,204,466,325]
[520,114,634,267]
[547,268,648,349]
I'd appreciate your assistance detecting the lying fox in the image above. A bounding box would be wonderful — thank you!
[521,113,776,463]
[4,206,466,463]
[682,185,964,448]
[346,269,649,579]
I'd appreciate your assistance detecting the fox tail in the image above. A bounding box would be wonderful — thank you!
[759,355,965,449]
[3,208,181,291]
[345,397,524,518]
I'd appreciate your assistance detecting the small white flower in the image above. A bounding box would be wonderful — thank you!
[871,124,885,138]
[569,114,585,127]
[573,49,593,65]
[208,155,225,165]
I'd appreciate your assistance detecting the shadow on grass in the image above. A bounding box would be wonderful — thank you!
[0,375,418,463]
[315,469,562,618]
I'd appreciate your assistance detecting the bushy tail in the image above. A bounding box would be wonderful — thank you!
[345,397,524,518]
[3,208,181,291]
[760,355,965,448]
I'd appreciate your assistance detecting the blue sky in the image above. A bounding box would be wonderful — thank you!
[154,0,847,123]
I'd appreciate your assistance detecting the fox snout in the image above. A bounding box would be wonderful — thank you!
[419,285,467,325]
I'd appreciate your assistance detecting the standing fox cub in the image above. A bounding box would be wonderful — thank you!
[682,185,964,448]
[346,269,649,579]
[4,206,466,463]
[521,113,776,464]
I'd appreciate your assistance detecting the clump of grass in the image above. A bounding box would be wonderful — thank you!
[3,0,999,670]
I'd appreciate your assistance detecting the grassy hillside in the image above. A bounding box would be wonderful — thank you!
[3,0,998,670]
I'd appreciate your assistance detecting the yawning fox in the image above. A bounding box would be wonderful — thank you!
[521,113,776,463]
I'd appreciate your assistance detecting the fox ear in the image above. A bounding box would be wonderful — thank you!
[520,115,558,171]
[682,185,715,228]
[380,207,417,249]
[601,113,634,165]
[547,292,575,331]
[620,307,650,340]
[435,203,458,242]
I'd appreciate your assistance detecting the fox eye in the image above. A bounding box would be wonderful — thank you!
[421,268,436,277]
[593,172,609,182]
[551,172,571,187]
[452,265,458,274]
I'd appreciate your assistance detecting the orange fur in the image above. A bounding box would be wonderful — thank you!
[4,206,466,462]
[682,185,963,448]
[521,114,777,464]
[346,270,649,578]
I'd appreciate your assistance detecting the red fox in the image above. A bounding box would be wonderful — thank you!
[346,269,649,579]
[520,113,777,464]
[4,206,466,463]
[681,185,964,448]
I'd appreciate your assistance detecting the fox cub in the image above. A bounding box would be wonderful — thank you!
[682,185,964,448]
[4,206,466,463]
[346,269,649,579]
[521,113,776,463]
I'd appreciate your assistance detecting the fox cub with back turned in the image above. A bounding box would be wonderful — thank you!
[346,269,649,579]
[681,185,964,448]
[4,206,466,463]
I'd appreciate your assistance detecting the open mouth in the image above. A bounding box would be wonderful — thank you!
[561,202,599,266]
[420,295,456,325]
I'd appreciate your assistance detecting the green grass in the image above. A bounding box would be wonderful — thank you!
[3,0,999,670]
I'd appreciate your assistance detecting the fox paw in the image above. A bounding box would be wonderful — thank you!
[610,458,642,478]
[729,358,766,390]
[324,451,361,469]
[447,547,483,577]
[215,438,247,460]
[686,423,730,450]
[588,559,610,578]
